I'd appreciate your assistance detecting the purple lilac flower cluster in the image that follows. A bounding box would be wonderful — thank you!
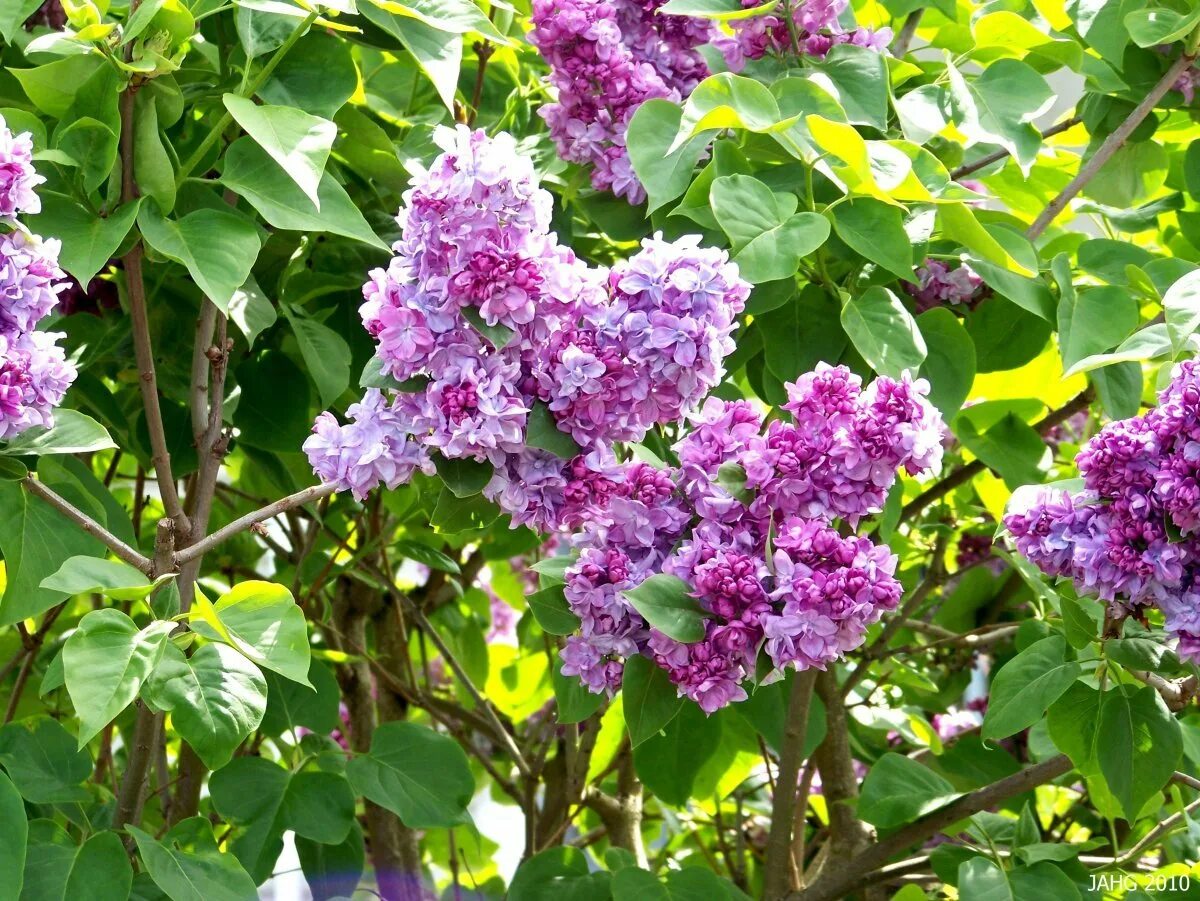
[0,115,74,439]
[529,0,712,203]
[1005,360,1200,662]
[305,126,750,531]
[902,260,989,313]
[714,0,892,72]
[561,365,945,713]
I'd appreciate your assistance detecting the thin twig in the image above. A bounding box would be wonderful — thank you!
[764,670,818,899]
[951,117,1082,180]
[891,10,922,57]
[1027,54,1196,239]
[174,482,337,565]
[23,477,153,574]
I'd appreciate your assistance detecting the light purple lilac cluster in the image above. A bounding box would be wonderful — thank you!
[0,115,74,439]
[561,365,946,713]
[304,125,750,531]
[1005,359,1200,662]
[714,0,891,72]
[529,0,712,203]
[903,260,989,313]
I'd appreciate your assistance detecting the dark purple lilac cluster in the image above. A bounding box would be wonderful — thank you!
[305,126,750,531]
[0,115,75,439]
[903,260,989,313]
[1006,360,1200,661]
[561,365,945,712]
[529,0,712,202]
[713,0,891,72]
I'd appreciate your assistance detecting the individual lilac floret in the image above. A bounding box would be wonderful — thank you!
[0,330,76,438]
[303,390,433,501]
[1005,358,1200,663]
[0,117,44,218]
[0,232,67,337]
[902,260,989,313]
[713,0,892,71]
[529,0,711,203]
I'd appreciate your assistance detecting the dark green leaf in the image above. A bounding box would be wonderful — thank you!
[622,654,685,747]
[525,402,584,459]
[841,286,927,378]
[622,573,707,643]
[528,585,581,636]
[858,753,959,829]
[982,636,1080,741]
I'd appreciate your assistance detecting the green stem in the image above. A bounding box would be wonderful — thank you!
[175,10,318,187]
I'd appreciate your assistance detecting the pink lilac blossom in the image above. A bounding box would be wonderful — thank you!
[0,116,43,218]
[1005,359,1200,662]
[902,260,990,313]
[529,0,711,203]
[714,0,892,72]
[306,125,749,534]
[560,364,944,711]
[0,120,75,438]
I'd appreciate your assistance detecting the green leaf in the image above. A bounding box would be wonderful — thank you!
[64,609,174,744]
[841,286,927,378]
[735,213,829,284]
[257,31,357,118]
[858,753,960,829]
[459,304,517,349]
[433,455,494,498]
[30,193,140,286]
[1097,684,1182,819]
[40,557,158,601]
[710,175,795,252]
[0,473,109,625]
[0,410,116,457]
[284,312,351,408]
[128,820,259,901]
[917,308,976,418]
[295,823,364,901]
[1163,269,1200,355]
[1124,6,1200,47]
[622,573,707,643]
[138,203,262,313]
[134,93,176,214]
[146,642,268,771]
[260,659,342,737]
[191,581,311,685]
[524,401,584,459]
[228,275,277,348]
[829,198,914,281]
[622,654,685,747]
[968,227,1054,322]
[945,58,1053,174]
[223,94,336,208]
[222,138,386,249]
[528,585,581,636]
[233,351,312,453]
[210,757,355,882]
[673,73,785,151]
[632,703,722,806]
[1054,254,1139,368]
[955,413,1048,489]
[509,847,612,901]
[346,721,475,828]
[63,832,134,901]
[806,43,889,130]
[8,57,104,119]
[0,771,25,898]
[552,666,605,725]
[359,3,463,112]
[982,635,1081,741]
[1064,323,1174,377]
[0,716,91,803]
[370,0,507,40]
[392,540,461,574]
[0,0,42,42]
[627,99,712,213]
[758,284,846,382]
[657,0,779,19]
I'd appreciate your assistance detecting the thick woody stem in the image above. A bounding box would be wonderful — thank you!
[764,669,819,899]
[793,755,1072,901]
